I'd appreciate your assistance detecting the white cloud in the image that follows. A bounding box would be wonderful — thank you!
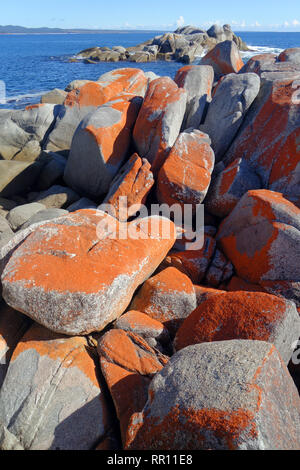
[292,19,300,26]
[283,21,290,27]
[254,21,261,27]
[176,16,185,28]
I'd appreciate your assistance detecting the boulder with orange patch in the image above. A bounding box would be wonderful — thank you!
[126,340,300,450]
[278,48,300,66]
[224,76,300,206]
[201,40,244,79]
[0,301,32,388]
[174,65,214,129]
[217,190,300,288]
[64,94,142,198]
[98,328,168,444]
[200,73,260,162]
[160,235,216,284]
[1,210,176,335]
[0,323,113,450]
[114,310,171,353]
[205,158,262,218]
[130,267,196,335]
[157,129,214,209]
[174,291,300,363]
[133,77,187,174]
[101,153,154,221]
[239,53,277,75]
[64,68,147,108]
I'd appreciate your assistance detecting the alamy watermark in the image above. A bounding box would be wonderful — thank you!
[95,197,205,251]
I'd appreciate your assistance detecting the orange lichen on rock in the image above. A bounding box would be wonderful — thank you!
[160,235,216,284]
[133,77,187,174]
[126,405,257,450]
[217,189,300,285]
[98,328,168,444]
[201,40,244,78]
[130,267,197,335]
[1,210,177,335]
[157,129,214,209]
[224,78,300,204]
[64,68,147,107]
[174,291,300,363]
[102,153,154,221]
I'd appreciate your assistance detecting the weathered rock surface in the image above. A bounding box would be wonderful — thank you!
[201,41,244,79]
[114,310,171,353]
[157,129,214,209]
[0,301,32,388]
[174,65,214,129]
[0,324,113,450]
[65,68,147,107]
[200,73,260,162]
[0,104,58,162]
[205,158,262,218]
[133,77,187,174]
[33,184,79,209]
[6,202,46,231]
[98,328,168,443]
[224,76,300,206]
[0,160,42,198]
[174,291,300,363]
[1,210,176,335]
[217,190,300,286]
[126,341,300,450]
[41,89,68,105]
[64,94,142,198]
[130,267,196,335]
[101,153,154,221]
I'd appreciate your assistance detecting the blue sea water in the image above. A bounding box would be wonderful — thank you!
[0,31,299,109]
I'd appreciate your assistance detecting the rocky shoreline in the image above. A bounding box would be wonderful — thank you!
[74,23,248,64]
[0,36,300,450]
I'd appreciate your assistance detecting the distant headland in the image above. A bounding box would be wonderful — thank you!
[0,25,162,34]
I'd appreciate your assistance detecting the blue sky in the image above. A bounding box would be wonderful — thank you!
[1,0,300,31]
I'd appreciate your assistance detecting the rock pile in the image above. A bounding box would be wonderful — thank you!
[0,43,299,450]
[75,24,248,65]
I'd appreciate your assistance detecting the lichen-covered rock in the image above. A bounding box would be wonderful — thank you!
[101,153,154,221]
[130,267,196,335]
[200,73,260,162]
[174,65,214,129]
[64,94,142,198]
[278,48,300,66]
[0,324,113,450]
[205,158,262,218]
[133,77,187,174]
[201,40,244,79]
[126,340,300,450]
[217,190,300,286]
[64,69,147,107]
[98,328,168,444]
[157,129,214,209]
[1,210,176,335]
[174,291,300,363]
[224,76,300,206]
[41,88,67,105]
[160,235,216,284]
[114,310,171,352]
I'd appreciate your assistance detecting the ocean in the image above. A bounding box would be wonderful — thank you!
[0,31,299,109]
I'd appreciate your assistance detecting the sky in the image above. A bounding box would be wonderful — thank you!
[1,0,300,31]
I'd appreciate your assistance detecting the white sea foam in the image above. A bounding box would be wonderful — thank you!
[3,91,47,105]
[241,45,284,61]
